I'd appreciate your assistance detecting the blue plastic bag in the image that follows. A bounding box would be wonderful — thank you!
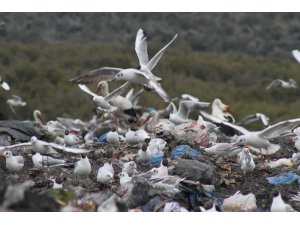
[150,153,164,164]
[170,145,202,159]
[266,172,300,186]
[97,132,108,143]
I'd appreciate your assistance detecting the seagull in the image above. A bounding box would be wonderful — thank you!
[292,136,300,152]
[118,171,132,188]
[211,98,235,123]
[106,128,120,144]
[69,28,178,102]
[270,191,296,212]
[7,95,27,114]
[240,151,255,174]
[95,81,137,122]
[32,152,66,170]
[97,162,114,184]
[51,177,64,189]
[291,49,300,63]
[125,127,150,144]
[74,155,91,178]
[180,94,199,102]
[78,82,129,113]
[122,161,138,176]
[169,100,210,125]
[2,151,24,172]
[201,111,300,155]
[200,203,221,212]
[237,113,270,127]
[136,144,151,163]
[64,129,84,146]
[149,159,169,179]
[0,75,10,91]
[266,79,297,90]
[135,28,177,81]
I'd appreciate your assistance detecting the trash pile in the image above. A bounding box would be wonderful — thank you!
[0,28,300,212]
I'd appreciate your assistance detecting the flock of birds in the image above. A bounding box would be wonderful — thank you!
[1,28,300,212]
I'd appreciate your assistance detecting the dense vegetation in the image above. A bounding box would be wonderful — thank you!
[0,13,299,129]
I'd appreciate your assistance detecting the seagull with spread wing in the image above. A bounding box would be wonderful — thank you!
[266,78,297,90]
[69,29,177,102]
[7,95,27,114]
[201,111,300,155]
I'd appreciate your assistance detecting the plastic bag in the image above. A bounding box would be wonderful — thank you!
[97,132,108,143]
[221,191,257,212]
[266,172,300,186]
[170,145,202,159]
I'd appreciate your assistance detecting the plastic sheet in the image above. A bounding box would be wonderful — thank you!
[170,145,202,159]
[266,172,300,186]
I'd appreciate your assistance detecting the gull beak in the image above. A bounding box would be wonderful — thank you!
[95,87,101,94]
[224,106,234,114]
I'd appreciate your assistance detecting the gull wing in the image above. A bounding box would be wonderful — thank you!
[259,118,300,139]
[78,84,97,98]
[11,95,22,102]
[104,82,130,101]
[237,114,259,126]
[44,142,93,154]
[135,28,149,67]
[15,155,25,164]
[200,111,250,135]
[1,81,10,91]
[292,49,300,63]
[149,80,170,103]
[147,34,178,71]
[257,113,270,127]
[266,79,282,90]
[69,67,123,84]
[0,142,32,153]
[129,88,144,106]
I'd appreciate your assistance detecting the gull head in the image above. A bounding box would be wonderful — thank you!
[119,172,129,178]
[96,81,108,94]
[129,161,137,169]
[3,151,13,158]
[149,168,159,175]
[115,72,124,81]
[31,136,38,144]
[235,136,247,146]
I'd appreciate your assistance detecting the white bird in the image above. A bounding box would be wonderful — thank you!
[201,111,300,155]
[200,203,221,212]
[270,191,296,212]
[149,159,169,179]
[2,151,24,172]
[240,152,255,174]
[51,177,64,189]
[0,75,10,91]
[266,79,297,90]
[237,147,253,165]
[238,113,270,127]
[135,28,177,82]
[32,152,66,169]
[96,81,137,122]
[118,171,132,188]
[181,94,199,102]
[70,29,178,102]
[74,155,91,178]
[211,98,235,123]
[292,136,300,152]
[125,128,150,144]
[106,128,120,144]
[122,161,138,176]
[97,162,114,184]
[64,130,83,146]
[291,49,300,63]
[7,95,26,114]
[78,82,129,113]
[150,175,184,193]
[136,144,151,163]
[169,100,210,125]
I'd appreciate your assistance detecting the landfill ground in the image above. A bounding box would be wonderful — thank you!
[0,133,300,212]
